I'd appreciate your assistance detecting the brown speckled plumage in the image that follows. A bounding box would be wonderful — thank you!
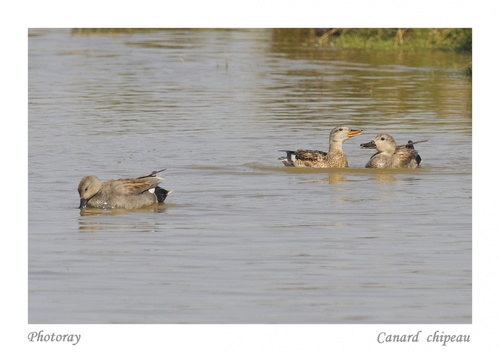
[279,126,363,168]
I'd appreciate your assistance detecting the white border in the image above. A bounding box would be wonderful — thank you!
[4,0,497,351]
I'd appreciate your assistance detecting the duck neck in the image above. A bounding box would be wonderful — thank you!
[382,146,397,156]
[328,140,343,154]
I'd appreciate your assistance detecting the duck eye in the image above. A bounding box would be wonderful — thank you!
[380,137,385,141]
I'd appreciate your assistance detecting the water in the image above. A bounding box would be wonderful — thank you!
[28,28,471,323]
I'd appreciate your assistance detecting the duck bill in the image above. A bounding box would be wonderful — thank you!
[79,198,88,209]
[360,140,377,149]
[347,129,363,138]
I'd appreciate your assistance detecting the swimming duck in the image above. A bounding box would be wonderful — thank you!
[360,133,425,168]
[279,126,363,168]
[77,169,172,209]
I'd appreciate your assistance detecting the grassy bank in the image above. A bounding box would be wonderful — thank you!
[271,28,472,52]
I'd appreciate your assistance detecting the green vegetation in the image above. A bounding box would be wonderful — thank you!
[271,28,471,76]
[271,28,472,52]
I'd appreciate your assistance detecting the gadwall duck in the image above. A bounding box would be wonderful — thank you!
[279,126,363,168]
[77,169,172,209]
[360,133,427,168]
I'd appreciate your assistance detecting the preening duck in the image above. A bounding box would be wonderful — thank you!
[77,169,172,209]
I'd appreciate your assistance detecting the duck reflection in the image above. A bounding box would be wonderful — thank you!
[78,204,169,232]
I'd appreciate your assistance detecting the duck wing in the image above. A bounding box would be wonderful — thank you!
[397,139,428,149]
[107,177,162,196]
[393,148,421,168]
[294,149,327,163]
[136,168,166,179]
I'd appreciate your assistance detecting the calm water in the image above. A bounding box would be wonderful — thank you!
[28,28,472,323]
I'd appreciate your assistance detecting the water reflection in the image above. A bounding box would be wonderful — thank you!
[79,204,169,216]
[248,161,429,186]
[78,220,160,233]
[78,204,169,232]
[327,172,345,184]
[372,172,397,183]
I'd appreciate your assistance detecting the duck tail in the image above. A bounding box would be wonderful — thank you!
[415,154,422,166]
[154,187,172,203]
[278,150,296,161]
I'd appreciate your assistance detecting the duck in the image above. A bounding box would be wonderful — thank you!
[279,126,363,168]
[360,133,425,168]
[77,169,172,209]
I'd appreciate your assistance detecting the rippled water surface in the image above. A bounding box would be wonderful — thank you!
[28,29,472,323]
